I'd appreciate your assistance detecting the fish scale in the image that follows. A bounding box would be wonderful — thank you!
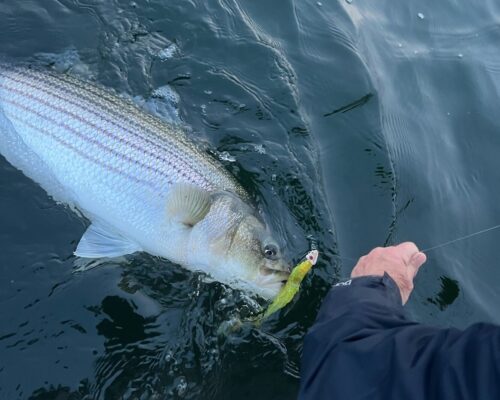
[0,64,243,256]
[6,69,196,173]
[0,68,219,191]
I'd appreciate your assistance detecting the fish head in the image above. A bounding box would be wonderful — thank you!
[186,191,289,300]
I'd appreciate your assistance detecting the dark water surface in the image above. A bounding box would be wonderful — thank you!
[1,0,500,398]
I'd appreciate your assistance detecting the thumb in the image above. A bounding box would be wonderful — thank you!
[408,252,427,278]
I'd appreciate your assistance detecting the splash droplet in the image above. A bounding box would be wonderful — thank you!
[218,151,236,162]
[253,144,266,154]
[177,377,187,397]
[158,43,179,61]
[417,12,425,19]
[165,350,174,362]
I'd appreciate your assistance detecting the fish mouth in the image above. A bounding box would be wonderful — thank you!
[258,267,290,292]
[260,259,291,275]
[260,265,289,276]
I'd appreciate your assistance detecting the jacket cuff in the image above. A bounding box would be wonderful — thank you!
[315,273,406,324]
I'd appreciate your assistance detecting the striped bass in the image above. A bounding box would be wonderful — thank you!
[0,64,289,299]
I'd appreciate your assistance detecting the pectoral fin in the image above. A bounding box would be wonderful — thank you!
[74,222,141,258]
[165,183,212,226]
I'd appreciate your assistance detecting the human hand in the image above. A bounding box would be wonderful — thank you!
[351,242,427,304]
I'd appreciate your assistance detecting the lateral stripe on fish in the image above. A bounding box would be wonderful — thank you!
[0,83,201,188]
[0,77,211,189]
[4,111,155,188]
[1,67,223,191]
[0,69,187,156]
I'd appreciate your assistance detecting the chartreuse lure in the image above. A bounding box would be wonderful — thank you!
[217,250,319,334]
[258,250,319,321]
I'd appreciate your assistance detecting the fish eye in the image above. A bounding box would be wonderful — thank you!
[263,243,279,260]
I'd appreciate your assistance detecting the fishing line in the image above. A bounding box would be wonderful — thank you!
[331,222,500,264]
[420,223,500,253]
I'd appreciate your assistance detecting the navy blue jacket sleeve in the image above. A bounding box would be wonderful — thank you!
[299,273,500,400]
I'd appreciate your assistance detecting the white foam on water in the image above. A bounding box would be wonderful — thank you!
[157,43,179,61]
[218,151,236,162]
[253,144,266,154]
[33,48,94,79]
[133,85,180,124]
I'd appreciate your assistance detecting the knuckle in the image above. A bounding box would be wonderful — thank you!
[400,241,418,253]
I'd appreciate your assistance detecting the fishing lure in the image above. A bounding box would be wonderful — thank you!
[217,250,319,333]
[260,249,319,320]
